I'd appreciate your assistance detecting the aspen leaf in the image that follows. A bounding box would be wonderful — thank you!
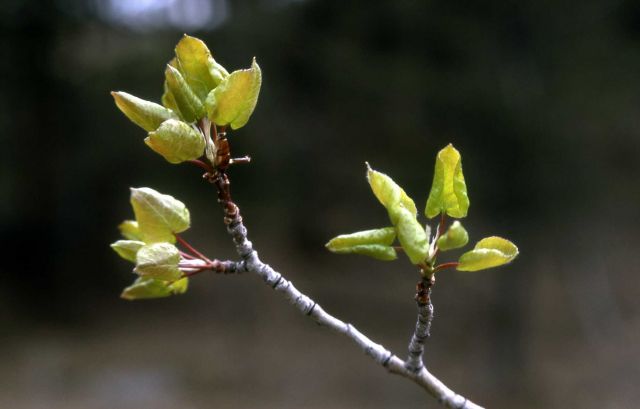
[389,206,429,264]
[326,227,397,261]
[130,187,190,243]
[175,35,228,101]
[165,64,205,123]
[425,144,470,219]
[111,91,177,132]
[436,221,469,251]
[118,220,142,241]
[457,236,518,271]
[161,79,180,114]
[206,58,262,130]
[121,277,172,300]
[144,119,205,164]
[134,242,182,281]
[366,164,417,216]
[111,240,145,262]
[168,277,189,294]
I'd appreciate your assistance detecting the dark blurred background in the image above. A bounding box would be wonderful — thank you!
[1,0,639,408]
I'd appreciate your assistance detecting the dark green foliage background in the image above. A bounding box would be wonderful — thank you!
[1,0,639,408]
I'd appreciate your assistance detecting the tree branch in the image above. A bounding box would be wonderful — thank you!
[405,277,435,372]
[209,170,484,409]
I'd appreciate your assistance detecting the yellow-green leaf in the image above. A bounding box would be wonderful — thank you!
[120,277,170,300]
[130,187,190,243]
[134,242,182,281]
[165,64,204,123]
[118,220,142,241]
[111,91,177,132]
[168,277,189,294]
[425,144,470,219]
[175,35,228,101]
[206,58,262,130]
[390,206,429,264]
[457,236,518,271]
[366,164,417,216]
[436,221,469,251]
[144,119,205,164]
[111,240,145,262]
[325,227,397,261]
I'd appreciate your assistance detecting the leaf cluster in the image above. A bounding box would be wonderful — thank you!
[326,144,518,275]
[112,35,261,165]
[111,188,192,300]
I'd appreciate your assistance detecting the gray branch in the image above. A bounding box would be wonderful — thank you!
[224,215,483,409]
[406,285,434,372]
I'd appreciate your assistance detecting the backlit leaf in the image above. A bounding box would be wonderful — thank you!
[326,227,397,261]
[165,64,205,123]
[366,164,417,216]
[175,35,228,101]
[111,240,145,262]
[206,58,262,130]
[389,206,429,264]
[457,236,518,271]
[111,91,177,132]
[425,144,470,218]
[436,221,469,251]
[118,220,142,241]
[130,187,190,243]
[134,242,182,281]
[144,119,205,164]
[121,277,172,300]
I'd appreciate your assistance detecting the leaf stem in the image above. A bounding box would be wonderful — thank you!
[433,262,460,272]
[175,234,213,264]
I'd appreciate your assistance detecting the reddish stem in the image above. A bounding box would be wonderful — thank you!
[174,234,213,264]
[179,250,196,260]
[433,262,459,272]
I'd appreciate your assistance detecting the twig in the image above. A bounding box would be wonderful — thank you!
[405,276,435,372]
[210,171,483,409]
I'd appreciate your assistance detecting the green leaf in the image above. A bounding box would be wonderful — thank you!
[165,64,205,123]
[111,91,177,132]
[111,240,145,262]
[436,221,469,251]
[326,227,397,261]
[118,220,142,241]
[175,35,228,101]
[390,206,429,264]
[130,187,190,243]
[121,277,173,300]
[168,277,189,294]
[144,119,205,164]
[425,144,470,219]
[206,58,262,130]
[457,236,518,271]
[134,242,182,281]
[366,164,417,216]
[162,79,179,114]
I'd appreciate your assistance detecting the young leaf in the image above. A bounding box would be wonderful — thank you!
[134,242,182,281]
[206,58,262,130]
[389,206,429,264]
[118,220,142,241]
[457,236,518,271]
[111,91,177,132]
[162,79,180,114]
[168,277,189,294]
[436,221,469,251]
[111,240,145,262]
[425,144,470,219]
[144,119,205,164]
[130,187,190,243]
[165,64,205,123]
[122,277,172,300]
[175,35,228,101]
[326,227,397,261]
[366,164,417,216]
